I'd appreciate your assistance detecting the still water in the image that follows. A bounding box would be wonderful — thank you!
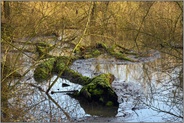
[9,51,182,122]
[3,36,182,122]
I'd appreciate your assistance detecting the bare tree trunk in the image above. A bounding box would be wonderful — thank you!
[1,80,10,121]
[101,2,109,42]
[3,1,10,19]
[89,2,97,46]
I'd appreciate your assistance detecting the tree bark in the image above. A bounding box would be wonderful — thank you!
[89,2,97,46]
[3,1,10,19]
[101,2,109,42]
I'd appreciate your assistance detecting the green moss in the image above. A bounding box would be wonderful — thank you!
[36,42,54,58]
[83,54,93,59]
[33,55,91,85]
[33,54,119,107]
[74,45,103,59]
[80,88,91,99]
[36,45,45,54]
[108,48,136,61]
[90,73,115,86]
[106,101,113,106]
[74,42,138,62]
[99,97,104,102]
[37,42,51,47]
[34,56,71,83]
[92,49,101,57]
[82,50,101,59]
[34,58,55,83]
[36,43,50,53]
[91,89,103,95]
[62,68,91,85]
[78,73,118,106]
[88,83,96,89]
[53,56,71,74]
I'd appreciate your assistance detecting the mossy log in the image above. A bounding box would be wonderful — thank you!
[61,68,91,85]
[36,41,138,62]
[34,56,90,85]
[33,58,55,83]
[107,46,138,61]
[108,48,133,61]
[74,43,137,61]
[76,73,119,106]
[34,57,119,106]
[36,42,56,59]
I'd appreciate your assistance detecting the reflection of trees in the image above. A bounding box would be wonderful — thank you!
[127,2,183,121]
[1,1,182,122]
[140,58,183,120]
[92,56,183,121]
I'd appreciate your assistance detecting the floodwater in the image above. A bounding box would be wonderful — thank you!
[3,38,183,122]
[69,54,183,122]
[12,54,182,122]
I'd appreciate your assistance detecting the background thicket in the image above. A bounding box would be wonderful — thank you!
[1,1,183,122]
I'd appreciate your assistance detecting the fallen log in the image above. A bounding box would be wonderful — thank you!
[33,57,119,107]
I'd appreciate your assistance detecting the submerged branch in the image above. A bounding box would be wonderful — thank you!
[50,90,78,94]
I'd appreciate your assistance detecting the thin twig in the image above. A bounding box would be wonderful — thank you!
[46,2,94,94]
[134,2,155,52]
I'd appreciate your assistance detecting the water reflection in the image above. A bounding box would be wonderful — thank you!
[70,55,182,122]
[3,51,182,122]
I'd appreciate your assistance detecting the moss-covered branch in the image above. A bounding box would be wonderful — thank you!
[33,57,119,106]
[34,56,90,85]
[74,42,138,61]
[61,68,91,85]
[33,58,55,83]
